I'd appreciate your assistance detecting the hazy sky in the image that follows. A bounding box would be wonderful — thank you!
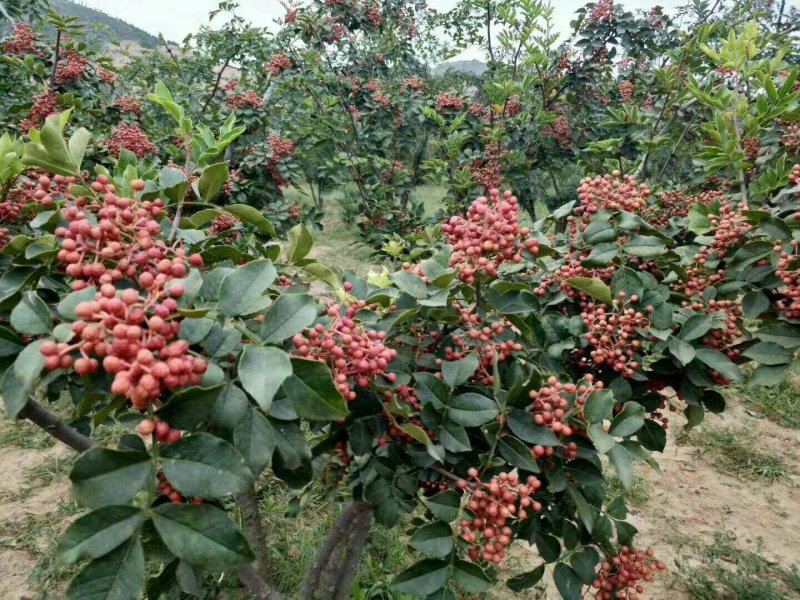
[80,0,796,60]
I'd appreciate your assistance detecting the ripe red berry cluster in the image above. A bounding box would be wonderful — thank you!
[291,301,397,400]
[591,546,666,600]
[457,470,541,564]
[402,75,425,91]
[788,163,800,198]
[364,2,382,27]
[113,95,142,117]
[528,375,604,458]
[226,90,263,109]
[97,67,116,84]
[673,264,726,298]
[545,113,571,148]
[265,52,293,77]
[209,212,242,242]
[775,240,800,319]
[435,92,463,112]
[534,255,614,297]
[442,189,539,283]
[578,294,649,377]
[586,0,614,24]
[136,417,182,443]
[618,80,634,99]
[780,121,799,154]
[644,188,723,228]
[2,22,40,55]
[742,136,759,161]
[107,122,157,157]
[470,141,505,190]
[699,299,743,359]
[467,102,491,123]
[156,472,202,504]
[19,89,59,131]
[576,171,649,216]
[705,201,751,258]
[442,304,522,385]
[54,48,88,84]
[22,172,77,208]
[268,134,295,160]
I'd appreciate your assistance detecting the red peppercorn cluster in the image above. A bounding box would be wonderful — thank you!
[380,160,407,181]
[789,163,800,199]
[156,472,203,504]
[402,75,425,91]
[441,304,522,385]
[698,299,743,359]
[577,294,649,377]
[107,122,157,157]
[222,169,241,197]
[458,470,541,564]
[545,113,571,148]
[209,212,242,243]
[780,121,799,154]
[19,89,59,131]
[528,375,603,458]
[742,136,760,161]
[467,102,491,123]
[534,254,614,297]
[364,1,382,27]
[291,301,397,400]
[673,264,726,297]
[137,417,182,443]
[226,90,263,109]
[442,189,539,283]
[775,240,800,319]
[586,0,614,25]
[618,80,634,99]
[470,141,505,190]
[644,188,723,228]
[54,48,88,84]
[704,201,751,258]
[16,171,76,208]
[268,134,295,160]
[265,52,293,77]
[576,171,649,216]
[113,95,142,117]
[590,546,666,600]
[2,22,40,55]
[97,66,116,84]
[435,92,463,112]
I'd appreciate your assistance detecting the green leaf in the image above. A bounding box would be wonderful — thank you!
[553,563,583,600]
[302,261,342,290]
[623,235,665,258]
[212,382,249,430]
[695,349,741,381]
[286,223,314,263]
[506,410,560,446]
[535,533,561,562]
[233,407,276,476]
[159,167,189,205]
[609,402,645,437]
[742,342,792,366]
[160,433,253,499]
[571,548,600,584]
[14,339,45,394]
[282,358,348,421]
[742,291,769,319]
[669,338,696,366]
[391,559,449,596]
[58,505,144,565]
[0,325,24,357]
[218,259,277,316]
[608,444,634,487]
[68,127,91,170]
[197,162,228,201]
[57,286,97,321]
[238,346,292,412]
[152,503,254,568]
[680,315,713,341]
[70,449,151,509]
[179,317,215,344]
[565,277,613,305]
[424,490,461,522]
[441,353,479,388]
[1,369,29,418]
[637,420,667,451]
[584,389,615,423]
[582,219,617,244]
[587,424,615,454]
[260,293,318,342]
[67,538,144,600]
[390,271,428,299]
[453,560,492,594]
[224,204,275,237]
[448,393,498,427]
[506,564,545,592]
[156,384,221,430]
[498,436,540,473]
[409,522,453,558]
[758,323,800,348]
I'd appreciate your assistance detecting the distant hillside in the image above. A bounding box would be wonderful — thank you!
[49,0,160,48]
[434,59,487,76]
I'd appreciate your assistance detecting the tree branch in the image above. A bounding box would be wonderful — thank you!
[239,489,273,581]
[237,564,289,600]
[200,53,235,116]
[159,34,183,78]
[49,30,62,87]
[0,1,15,24]
[331,507,372,600]
[18,399,92,453]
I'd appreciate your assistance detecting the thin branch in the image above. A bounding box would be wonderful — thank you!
[50,30,62,87]
[159,34,183,78]
[237,565,289,600]
[0,1,15,24]
[776,0,786,31]
[18,399,92,453]
[200,53,235,116]
[656,111,699,182]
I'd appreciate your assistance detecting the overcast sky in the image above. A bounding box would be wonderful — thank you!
[80,0,797,61]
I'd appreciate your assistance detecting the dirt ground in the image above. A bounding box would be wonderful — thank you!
[0,393,797,599]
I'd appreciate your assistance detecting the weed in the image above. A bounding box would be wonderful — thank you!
[737,379,800,429]
[605,473,652,507]
[676,531,800,600]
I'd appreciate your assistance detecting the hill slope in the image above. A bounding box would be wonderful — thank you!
[48,0,160,47]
